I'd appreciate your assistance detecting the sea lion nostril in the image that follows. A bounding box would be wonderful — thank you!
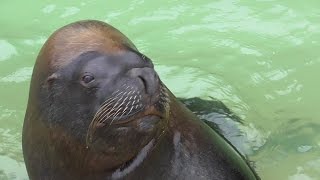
[138,75,148,94]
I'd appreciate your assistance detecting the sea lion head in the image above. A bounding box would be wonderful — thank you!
[33,20,170,170]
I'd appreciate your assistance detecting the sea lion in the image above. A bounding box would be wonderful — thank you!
[22,20,260,180]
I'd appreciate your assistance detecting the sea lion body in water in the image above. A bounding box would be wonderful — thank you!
[22,20,260,180]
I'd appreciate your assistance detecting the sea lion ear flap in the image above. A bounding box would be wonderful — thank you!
[45,73,59,87]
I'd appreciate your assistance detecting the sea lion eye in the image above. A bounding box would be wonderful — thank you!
[82,74,95,84]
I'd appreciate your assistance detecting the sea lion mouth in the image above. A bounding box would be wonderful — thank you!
[110,106,164,125]
[85,83,169,146]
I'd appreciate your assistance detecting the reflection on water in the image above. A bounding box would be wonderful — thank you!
[0,106,28,179]
[0,156,27,180]
[0,40,17,62]
[0,67,33,83]
[0,0,319,179]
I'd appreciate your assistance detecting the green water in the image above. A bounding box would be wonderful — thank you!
[1,0,320,179]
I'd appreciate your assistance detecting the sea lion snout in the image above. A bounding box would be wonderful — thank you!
[127,67,160,97]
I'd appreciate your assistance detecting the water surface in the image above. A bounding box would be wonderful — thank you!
[1,0,320,179]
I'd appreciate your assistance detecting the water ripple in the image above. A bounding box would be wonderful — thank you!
[275,80,303,96]
[289,167,317,180]
[0,155,28,180]
[60,7,80,18]
[0,67,33,83]
[265,69,293,81]
[201,0,314,40]
[41,4,56,14]
[240,47,262,56]
[22,37,47,46]
[156,64,251,119]
[129,5,189,25]
[0,40,17,62]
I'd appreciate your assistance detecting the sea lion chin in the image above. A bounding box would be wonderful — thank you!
[22,20,260,180]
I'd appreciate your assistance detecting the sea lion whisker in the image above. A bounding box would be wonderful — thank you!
[98,96,120,111]
[121,105,129,117]
[86,114,103,145]
[132,99,136,106]
[118,96,129,107]
[109,93,127,111]
[101,100,143,125]
[111,93,136,114]
[99,94,129,123]
[112,89,120,95]
[93,102,116,121]
[100,95,119,111]
[115,101,141,110]
[97,108,115,124]
[108,107,124,125]
[99,98,120,112]
[97,100,122,122]
[116,112,126,122]
[126,98,138,116]
[99,91,127,114]
[127,90,133,95]
[92,102,111,121]
[101,93,127,120]
[96,99,140,121]
[111,90,124,97]
[127,105,134,116]
[94,94,124,123]
[111,89,128,98]
[110,90,127,99]
[99,91,123,109]
[95,106,115,123]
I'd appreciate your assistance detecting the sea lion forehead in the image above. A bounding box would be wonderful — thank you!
[71,50,150,68]
[38,20,137,71]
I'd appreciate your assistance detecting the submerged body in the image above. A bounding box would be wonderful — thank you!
[22,20,260,180]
